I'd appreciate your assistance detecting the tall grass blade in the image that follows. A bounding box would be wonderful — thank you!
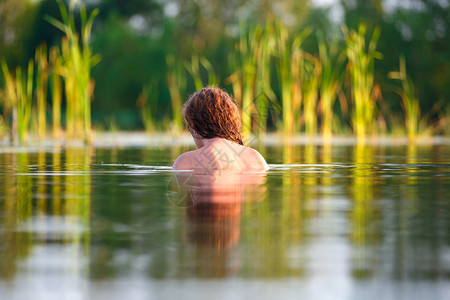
[35,44,48,140]
[302,53,321,137]
[137,79,159,133]
[166,54,186,131]
[318,32,345,139]
[185,55,203,90]
[50,46,63,139]
[229,23,263,140]
[343,24,382,141]
[1,61,34,144]
[388,56,420,141]
[47,0,100,143]
[275,22,311,137]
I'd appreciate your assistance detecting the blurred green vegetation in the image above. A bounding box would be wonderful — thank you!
[0,0,449,141]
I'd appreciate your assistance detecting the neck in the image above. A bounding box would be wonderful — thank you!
[195,137,226,148]
[204,137,225,146]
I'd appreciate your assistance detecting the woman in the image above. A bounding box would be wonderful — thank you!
[172,87,268,171]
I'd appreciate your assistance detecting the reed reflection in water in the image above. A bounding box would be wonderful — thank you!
[0,144,449,300]
[0,148,91,298]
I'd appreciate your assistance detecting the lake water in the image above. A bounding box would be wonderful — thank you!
[0,143,449,300]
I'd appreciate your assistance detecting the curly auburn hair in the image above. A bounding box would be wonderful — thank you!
[183,87,244,145]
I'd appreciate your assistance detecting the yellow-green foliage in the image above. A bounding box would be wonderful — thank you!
[0,0,99,144]
[35,43,48,140]
[275,22,292,137]
[318,33,345,139]
[185,54,217,91]
[275,22,311,137]
[230,22,278,140]
[343,25,382,141]
[388,56,420,141]
[302,54,321,137]
[1,60,34,144]
[227,23,264,139]
[0,89,8,137]
[49,46,63,139]
[254,23,277,138]
[167,54,186,131]
[443,105,450,136]
[0,114,7,138]
[137,80,159,132]
[0,9,438,144]
[45,0,100,142]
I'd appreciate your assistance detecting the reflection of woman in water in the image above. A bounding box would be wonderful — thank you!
[184,171,266,278]
[172,87,268,172]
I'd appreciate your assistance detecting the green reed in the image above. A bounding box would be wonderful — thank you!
[185,55,203,91]
[60,38,76,137]
[275,22,292,137]
[290,46,304,134]
[388,56,420,141]
[185,54,217,91]
[318,33,345,139]
[0,113,7,138]
[226,24,262,139]
[442,105,450,136]
[239,26,258,139]
[238,22,276,137]
[35,44,48,140]
[225,55,242,110]
[199,56,217,87]
[1,60,34,144]
[254,22,277,138]
[0,78,10,137]
[0,7,440,142]
[343,25,382,141]
[45,0,100,142]
[137,79,159,132]
[302,53,321,137]
[275,22,311,137]
[49,46,63,139]
[166,54,186,131]
[253,65,274,137]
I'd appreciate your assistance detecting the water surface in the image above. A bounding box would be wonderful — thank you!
[0,144,449,300]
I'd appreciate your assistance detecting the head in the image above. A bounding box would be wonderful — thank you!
[183,87,244,147]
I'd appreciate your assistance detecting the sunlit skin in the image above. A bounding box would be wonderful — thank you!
[172,136,268,172]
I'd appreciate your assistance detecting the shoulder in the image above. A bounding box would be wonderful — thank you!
[172,150,197,170]
[242,147,268,171]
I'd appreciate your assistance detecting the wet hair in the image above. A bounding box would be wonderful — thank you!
[183,87,244,145]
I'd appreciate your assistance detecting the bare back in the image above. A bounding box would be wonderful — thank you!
[172,138,268,172]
